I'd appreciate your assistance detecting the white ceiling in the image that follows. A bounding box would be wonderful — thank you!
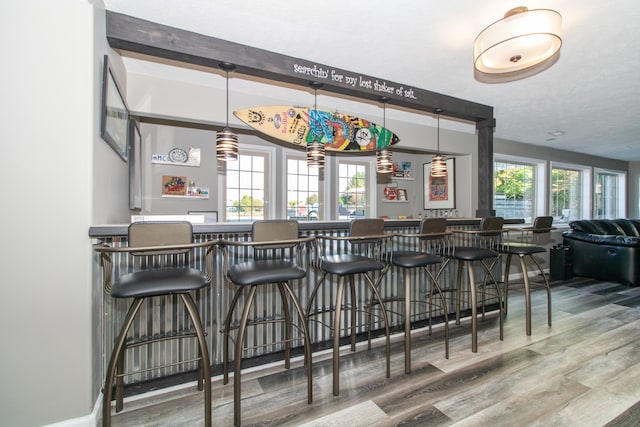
[103,0,640,162]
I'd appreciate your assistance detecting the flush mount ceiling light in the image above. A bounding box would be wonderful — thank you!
[474,6,562,77]
[376,96,393,174]
[306,81,325,168]
[216,62,238,161]
[431,109,447,178]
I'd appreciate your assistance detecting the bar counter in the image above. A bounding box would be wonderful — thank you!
[90,218,523,388]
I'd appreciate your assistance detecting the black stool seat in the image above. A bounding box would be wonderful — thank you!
[112,268,209,298]
[321,254,384,275]
[452,246,498,261]
[502,243,546,256]
[228,260,305,285]
[391,251,442,269]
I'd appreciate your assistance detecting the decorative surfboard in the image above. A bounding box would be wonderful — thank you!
[234,105,400,151]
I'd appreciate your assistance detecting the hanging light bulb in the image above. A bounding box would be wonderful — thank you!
[376,96,393,174]
[431,108,448,177]
[216,62,238,161]
[307,82,325,168]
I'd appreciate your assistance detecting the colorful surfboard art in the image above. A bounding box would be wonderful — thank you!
[234,105,400,151]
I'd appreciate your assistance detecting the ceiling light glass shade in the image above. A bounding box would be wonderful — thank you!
[474,7,562,75]
[431,154,448,177]
[306,140,325,168]
[376,148,393,174]
[216,127,238,161]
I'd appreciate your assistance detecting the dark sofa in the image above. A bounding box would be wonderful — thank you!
[562,219,640,285]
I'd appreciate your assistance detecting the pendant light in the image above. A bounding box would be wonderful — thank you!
[216,62,238,161]
[306,81,325,168]
[431,108,447,177]
[376,96,393,174]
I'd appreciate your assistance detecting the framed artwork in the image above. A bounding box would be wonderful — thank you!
[100,55,129,161]
[423,158,456,209]
[128,119,142,210]
[397,189,408,201]
[162,175,187,196]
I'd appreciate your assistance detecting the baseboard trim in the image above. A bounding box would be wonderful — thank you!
[42,395,101,427]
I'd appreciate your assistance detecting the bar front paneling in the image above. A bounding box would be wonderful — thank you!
[90,218,515,387]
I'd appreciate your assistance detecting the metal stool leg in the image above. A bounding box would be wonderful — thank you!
[103,298,144,427]
[234,285,258,426]
[180,293,212,427]
[364,273,391,379]
[404,268,412,374]
[333,276,346,396]
[223,287,244,385]
[281,283,313,404]
[503,253,514,316]
[466,262,479,353]
[528,253,553,327]
[349,276,357,352]
[277,283,292,369]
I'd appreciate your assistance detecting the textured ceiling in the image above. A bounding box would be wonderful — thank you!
[103,0,640,161]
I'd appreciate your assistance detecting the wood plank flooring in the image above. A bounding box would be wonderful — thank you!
[110,277,640,426]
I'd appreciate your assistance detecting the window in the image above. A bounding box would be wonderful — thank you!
[494,160,535,222]
[594,169,626,219]
[286,156,320,220]
[224,152,267,222]
[551,166,582,224]
[338,161,368,220]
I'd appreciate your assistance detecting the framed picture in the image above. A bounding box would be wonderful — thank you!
[128,119,142,210]
[100,55,129,161]
[423,158,455,209]
[398,189,408,201]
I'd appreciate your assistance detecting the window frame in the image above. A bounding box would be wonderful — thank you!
[284,151,324,221]
[593,167,626,219]
[220,144,275,222]
[335,156,376,220]
[493,154,545,224]
[549,161,591,223]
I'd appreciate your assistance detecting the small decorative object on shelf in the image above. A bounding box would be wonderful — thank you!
[383,186,398,201]
[402,161,413,179]
[391,161,413,179]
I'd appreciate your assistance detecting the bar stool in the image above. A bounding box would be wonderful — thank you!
[307,218,392,396]
[384,217,452,373]
[445,216,504,353]
[94,221,216,427]
[502,216,554,335]
[219,220,314,426]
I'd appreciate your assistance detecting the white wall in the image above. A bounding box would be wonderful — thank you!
[0,1,132,425]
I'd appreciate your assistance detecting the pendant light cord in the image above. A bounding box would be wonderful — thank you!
[225,70,230,128]
[436,113,440,154]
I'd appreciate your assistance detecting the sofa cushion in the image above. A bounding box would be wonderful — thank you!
[569,219,625,235]
[563,231,640,248]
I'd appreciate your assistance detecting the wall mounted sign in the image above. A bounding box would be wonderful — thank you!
[234,105,399,151]
[152,147,201,166]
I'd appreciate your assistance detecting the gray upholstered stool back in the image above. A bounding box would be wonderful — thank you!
[129,221,193,255]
